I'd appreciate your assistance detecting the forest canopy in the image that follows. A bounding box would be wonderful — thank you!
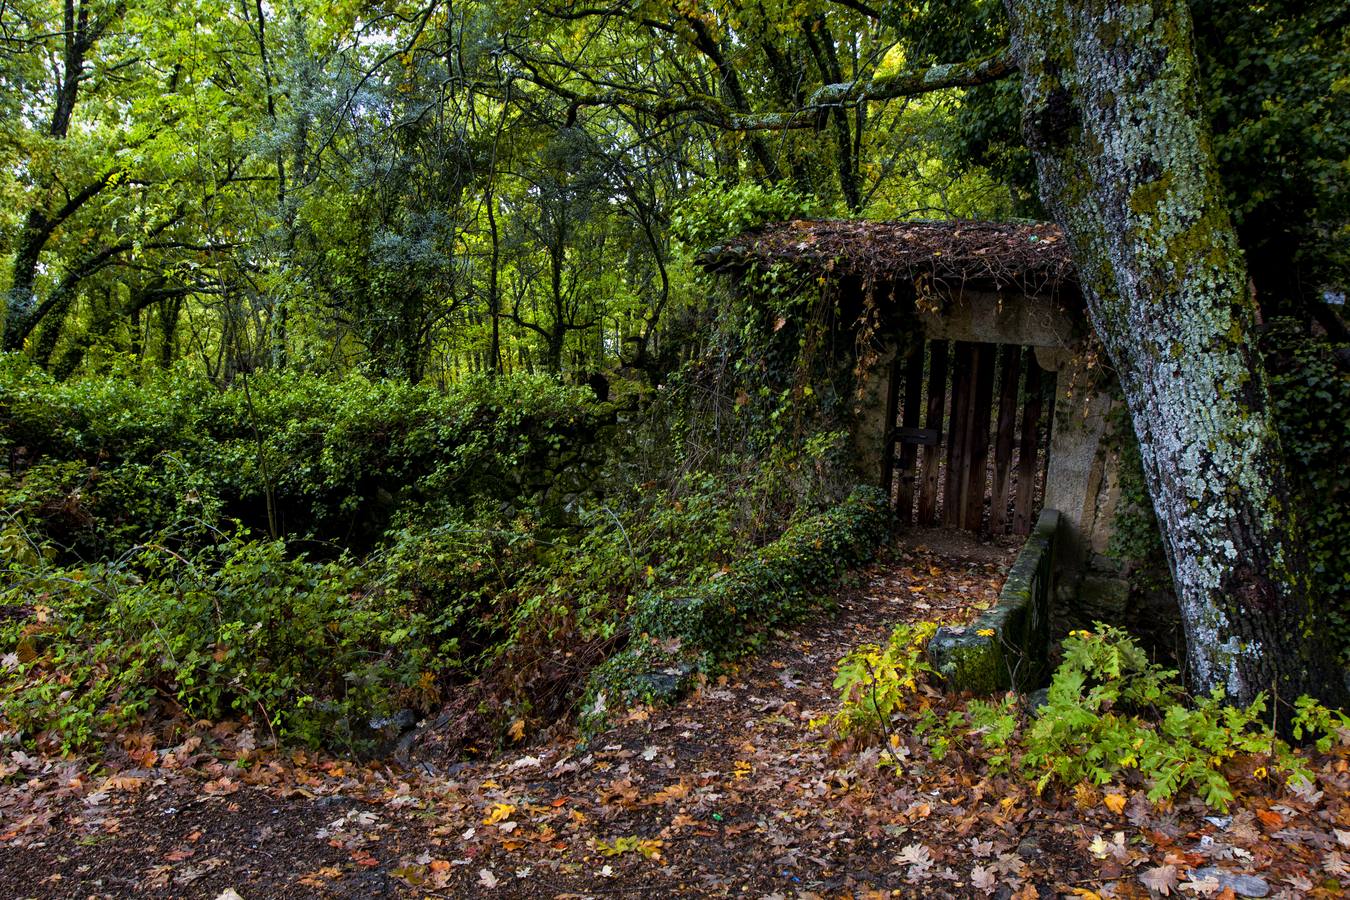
[2,0,1344,378]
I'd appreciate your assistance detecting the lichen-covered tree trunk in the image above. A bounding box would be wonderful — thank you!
[1004,0,1346,709]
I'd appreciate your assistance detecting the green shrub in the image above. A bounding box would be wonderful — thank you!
[1021,627,1297,809]
[1,529,444,751]
[826,621,938,739]
[0,360,604,555]
[827,622,1349,810]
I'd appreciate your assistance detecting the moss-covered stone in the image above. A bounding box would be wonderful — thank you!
[928,508,1060,693]
[578,486,891,734]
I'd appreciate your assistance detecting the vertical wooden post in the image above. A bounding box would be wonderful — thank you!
[991,345,1023,533]
[916,340,948,525]
[894,346,925,522]
[963,343,996,531]
[944,341,975,527]
[1013,356,1044,534]
[880,350,904,505]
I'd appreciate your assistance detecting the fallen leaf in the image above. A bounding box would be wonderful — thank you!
[1140,864,1179,896]
[1255,809,1283,829]
[642,782,690,806]
[483,803,516,826]
[896,842,933,869]
[971,865,996,890]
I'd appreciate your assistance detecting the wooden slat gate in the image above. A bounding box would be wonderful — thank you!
[882,340,1052,535]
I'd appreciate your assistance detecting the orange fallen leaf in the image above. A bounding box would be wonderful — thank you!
[1256,809,1284,829]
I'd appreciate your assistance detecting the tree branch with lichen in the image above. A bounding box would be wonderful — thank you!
[661,49,1017,131]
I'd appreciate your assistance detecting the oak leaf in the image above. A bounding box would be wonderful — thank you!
[970,865,996,890]
[1139,864,1179,896]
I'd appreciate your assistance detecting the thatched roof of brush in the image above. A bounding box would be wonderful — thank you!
[699,219,1077,295]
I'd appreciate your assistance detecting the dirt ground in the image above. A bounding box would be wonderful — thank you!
[1,536,1344,899]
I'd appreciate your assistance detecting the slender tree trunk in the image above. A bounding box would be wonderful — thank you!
[486,184,503,375]
[130,303,143,360]
[3,1,122,351]
[5,214,49,350]
[805,16,863,212]
[1005,0,1346,710]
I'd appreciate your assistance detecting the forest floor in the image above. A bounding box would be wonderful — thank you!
[1,535,1347,899]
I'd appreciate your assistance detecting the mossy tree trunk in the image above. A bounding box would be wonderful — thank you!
[1004,0,1346,710]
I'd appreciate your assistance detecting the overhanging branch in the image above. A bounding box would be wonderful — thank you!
[665,49,1016,131]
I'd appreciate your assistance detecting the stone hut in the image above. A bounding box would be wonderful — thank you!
[702,219,1134,629]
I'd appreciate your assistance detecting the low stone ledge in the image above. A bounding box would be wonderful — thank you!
[928,508,1060,693]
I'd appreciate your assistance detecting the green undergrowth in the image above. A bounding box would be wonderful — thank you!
[1,348,875,753]
[579,486,890,734]
[2,528,438,750]
[828,623,1350,811]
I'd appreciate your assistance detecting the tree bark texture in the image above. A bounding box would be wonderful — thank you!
[1005,0,1346,708]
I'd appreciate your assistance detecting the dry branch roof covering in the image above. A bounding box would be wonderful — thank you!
[700,219,1076,293]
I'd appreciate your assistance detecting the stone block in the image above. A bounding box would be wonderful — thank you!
[928,509,1059,693]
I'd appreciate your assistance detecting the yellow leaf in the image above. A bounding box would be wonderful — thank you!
[643,782,690,806]
[483,803,516,826]
[1073,782,1100,809]
[1103,793,1127,815]
[507,719,525,742]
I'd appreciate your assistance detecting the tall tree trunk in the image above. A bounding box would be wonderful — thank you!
[486,184,503,375]
[1005,0,1346,710]
[804,16,863,212]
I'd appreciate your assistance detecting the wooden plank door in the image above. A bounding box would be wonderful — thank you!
[883,338,1054,535]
